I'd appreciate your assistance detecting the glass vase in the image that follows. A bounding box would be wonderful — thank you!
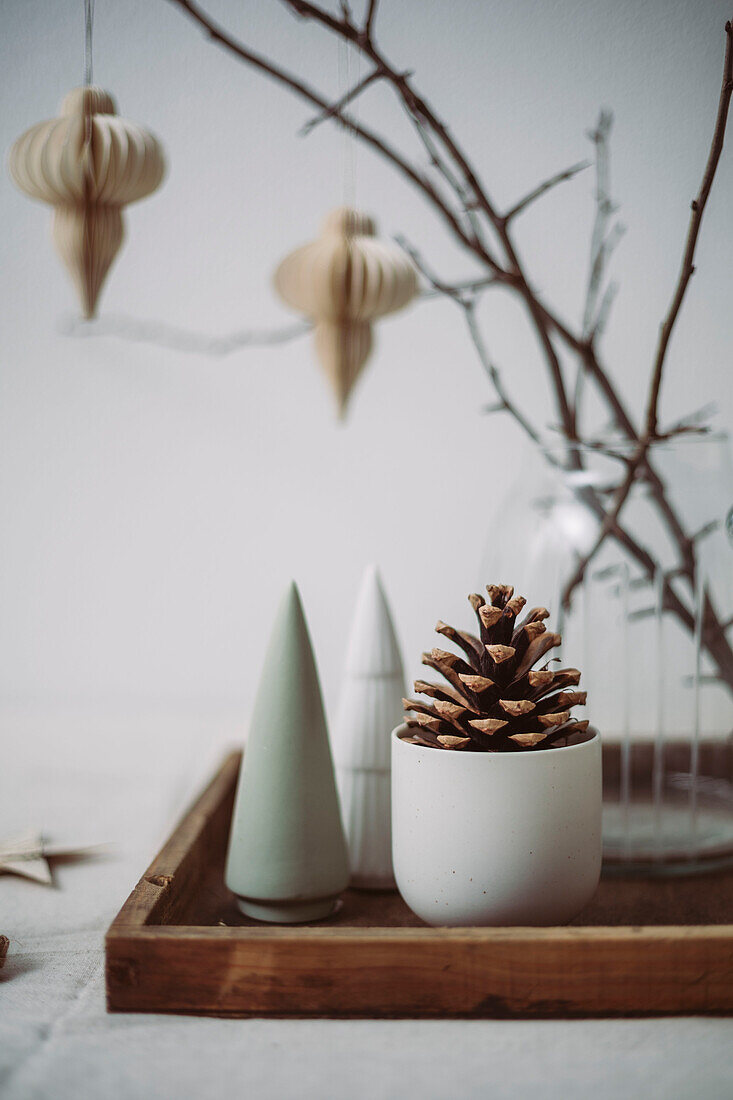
[483,433,733,874]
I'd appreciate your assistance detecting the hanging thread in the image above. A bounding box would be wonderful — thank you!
[337,37,359,223]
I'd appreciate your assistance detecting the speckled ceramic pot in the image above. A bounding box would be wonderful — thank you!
[391,724,601,926]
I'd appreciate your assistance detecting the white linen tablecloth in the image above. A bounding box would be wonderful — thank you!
[2,708,732,1100]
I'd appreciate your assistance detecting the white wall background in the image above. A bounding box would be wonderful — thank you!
[1,0,732,760]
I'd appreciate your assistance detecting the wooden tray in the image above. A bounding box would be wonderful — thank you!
[106,751,733,1018]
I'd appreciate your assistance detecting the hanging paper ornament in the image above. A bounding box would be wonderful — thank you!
[273,207,418,417]
[8,86,165,319]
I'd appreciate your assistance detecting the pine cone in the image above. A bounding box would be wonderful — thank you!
[403,584,588,751]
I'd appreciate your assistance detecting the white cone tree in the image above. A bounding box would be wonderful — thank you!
[333,566,406,889]
[226,581,349,922]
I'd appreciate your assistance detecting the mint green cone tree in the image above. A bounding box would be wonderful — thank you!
[225,581,349,923]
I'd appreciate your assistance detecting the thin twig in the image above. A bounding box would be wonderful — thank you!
[400,100,497,258]
[503,160,590,223]
[61,314,311,355]
[582,111,616,338]
[591,280,618,339]
[463,302,546,451]
[645,20,733,440]
[585,224,624,336]
[419,274,500,300]
[278,0,578,437]
[573,111,622,426]
[164,0,483,267]
[300,66,383,134]
[658,402,718,439]
[561,459,639,607]
[399,237,545,449]
[566,23,733,606]
[364,0,378,41]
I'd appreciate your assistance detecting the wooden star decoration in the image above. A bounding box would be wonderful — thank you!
[0,831,103,885]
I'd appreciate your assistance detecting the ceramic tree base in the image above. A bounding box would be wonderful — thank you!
[234,896,340,924]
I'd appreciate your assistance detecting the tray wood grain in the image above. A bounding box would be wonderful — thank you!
[106,750,733,1018]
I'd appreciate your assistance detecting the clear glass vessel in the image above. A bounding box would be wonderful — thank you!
[484,433,733,874]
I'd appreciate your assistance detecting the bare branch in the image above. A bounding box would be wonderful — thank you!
[573,111,623,424]
[285,0,353,36]
[164,0,480,263]
[653,423,711,442]
[419,274,500,300]
[61,314,311,356]
[398,237,492,303]
[398,236,546,450]
[657,402,717,439]
[278,0,578,437]
[389,72,578,438]
[463,301,547,451]
[399,99,498,259]
[645,20,733,439]
[692,519,720,543]
[584,223,624,337]
[591,280,618,340]
[562,22,733,639]
[165,0,733,691]
[561,459,639,609]
[503,160,590,223]
[364,0,379,40]
[583,110,616,335]
[300,66,384,134]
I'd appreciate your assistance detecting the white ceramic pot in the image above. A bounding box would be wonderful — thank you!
[391,724,602,926]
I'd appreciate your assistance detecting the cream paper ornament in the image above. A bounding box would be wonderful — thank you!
[8,86,165,319]
[273,208,418,417]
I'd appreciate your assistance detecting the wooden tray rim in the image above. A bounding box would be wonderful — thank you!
[106,751,733,949]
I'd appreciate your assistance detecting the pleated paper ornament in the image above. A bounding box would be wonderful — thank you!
[333,565,406,890]
[8,86,165,319]
[226,581,349,922]
[273,208,418,417]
